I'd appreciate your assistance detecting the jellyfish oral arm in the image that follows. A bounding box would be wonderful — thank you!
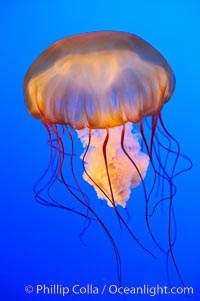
[77,123,149,207]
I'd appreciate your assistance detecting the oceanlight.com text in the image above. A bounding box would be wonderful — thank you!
[25,283,194,297]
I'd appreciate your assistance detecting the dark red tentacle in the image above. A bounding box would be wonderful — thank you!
[121,124,164,255]
[53,125,122,284]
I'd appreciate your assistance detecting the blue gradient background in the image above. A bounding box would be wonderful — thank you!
[1,0,199,300]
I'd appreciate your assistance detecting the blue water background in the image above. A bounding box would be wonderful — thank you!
[1,0,199,300]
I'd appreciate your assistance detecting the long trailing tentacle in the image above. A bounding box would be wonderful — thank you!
[140,117,177,224]
[52,124,122,284]
[158,114,190,288]
[33,121,55,207]
[159,114,193,178]
[145,117,172,204]
[140,119,158,209]
[148,117,178,259]
[65,125,91,246]
[34,123,122,283]
[121,123,166,255]
[144,113,191,288]
[34,122,95,220]
[147,116,179,285]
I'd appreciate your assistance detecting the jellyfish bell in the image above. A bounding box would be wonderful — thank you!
[24,31,175,129]
[24,31,190,286]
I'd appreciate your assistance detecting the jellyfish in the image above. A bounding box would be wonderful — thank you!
[24,31,191,285]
